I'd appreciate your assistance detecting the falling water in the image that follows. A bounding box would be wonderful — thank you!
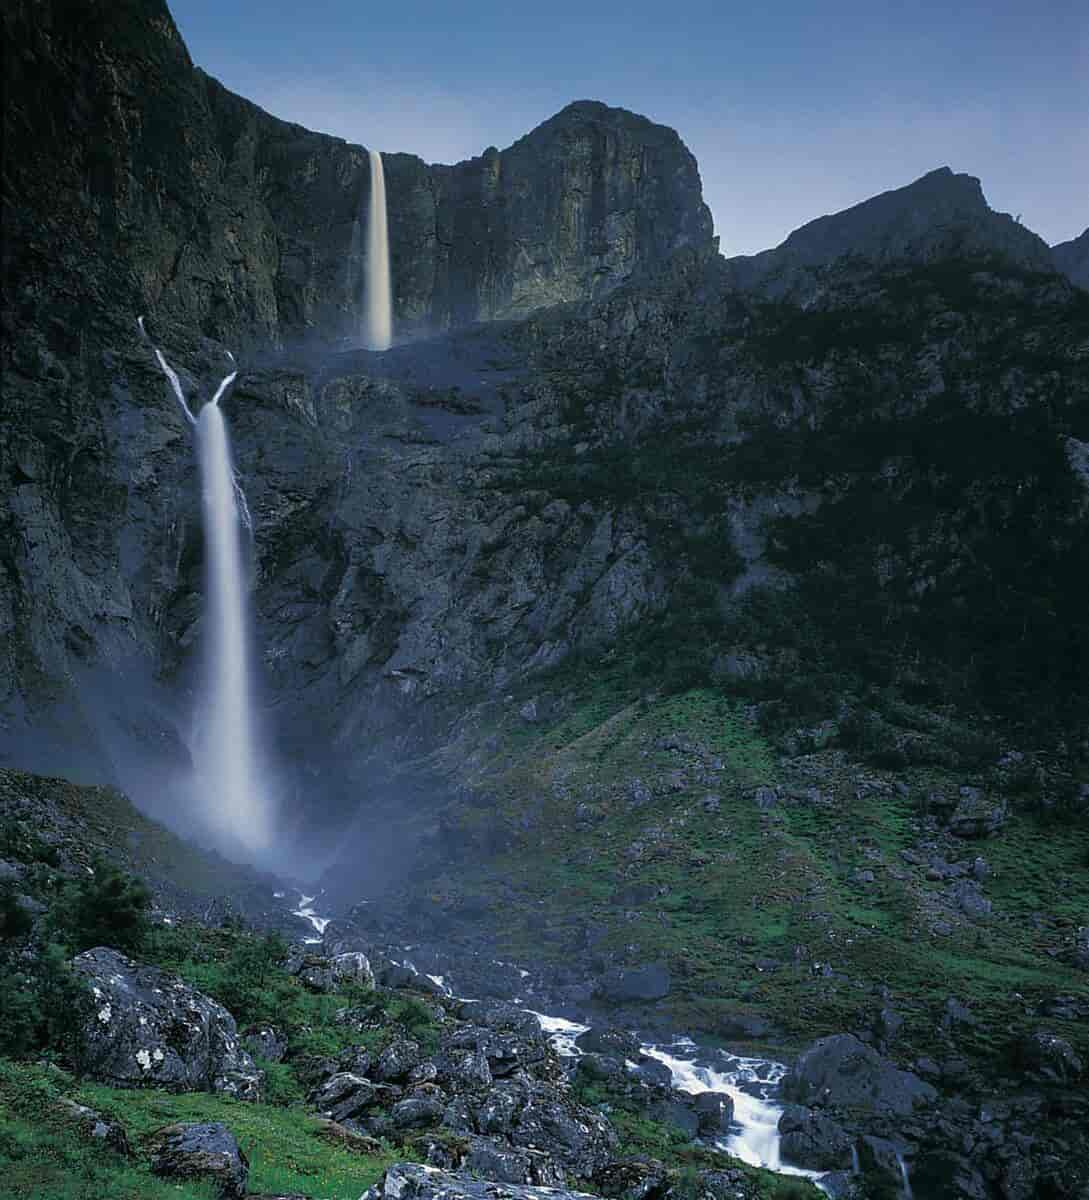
[142,321,269,855]
[896,1151,914,1198]
[195,387,267,853]
[364,148,393,350]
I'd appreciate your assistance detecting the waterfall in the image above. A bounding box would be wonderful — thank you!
[195,386,267,853]
[143,321,269,856]
[364,148,393,350]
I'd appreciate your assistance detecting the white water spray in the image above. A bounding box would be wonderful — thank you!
[364,148,392,350]
[143,321,269,856]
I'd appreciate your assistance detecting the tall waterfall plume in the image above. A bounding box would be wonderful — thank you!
[364,148,393,350]
[143,321,270,857]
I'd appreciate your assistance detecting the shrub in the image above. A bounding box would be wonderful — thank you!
[47,857,152,955]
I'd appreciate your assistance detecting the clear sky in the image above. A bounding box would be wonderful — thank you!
[169,0,1087,254]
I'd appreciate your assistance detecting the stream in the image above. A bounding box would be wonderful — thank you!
[287,892,831,1192]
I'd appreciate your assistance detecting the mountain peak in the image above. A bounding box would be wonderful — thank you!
[727,166,1052,295]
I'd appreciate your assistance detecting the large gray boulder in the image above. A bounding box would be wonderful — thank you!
[782,1033,937,1115]
[363,1163,602,1200]
[293,951,375,994]
[148,1122,248,1198]
[72,947,261,1098]
[777,1105,854,1170]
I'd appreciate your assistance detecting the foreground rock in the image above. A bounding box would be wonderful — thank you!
[72,947,261,1098]
[782,1033,937,1115]
[148,1122,248,1198]
[363,1163,604,1200]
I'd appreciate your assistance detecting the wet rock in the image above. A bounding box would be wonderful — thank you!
[628,1057,673,1089]
[947,788,1008,838]
[1015,1031,1084,1083]
[576,1053,624,1082]
[594,963,671,1003]
[782,1033,937,1115]
[148,1122,248,1198]
[691,1090,733,1135]
[72,947,261,1098]
[575,1027,641,1059]
[778,1106,853,1170]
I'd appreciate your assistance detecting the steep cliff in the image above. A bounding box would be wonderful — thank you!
[1,0,711,351]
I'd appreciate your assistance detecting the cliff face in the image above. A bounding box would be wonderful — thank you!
[1,0,712,351]
[2,0,1086,839]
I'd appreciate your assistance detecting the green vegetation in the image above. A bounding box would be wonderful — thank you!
[0,1059,395,1200]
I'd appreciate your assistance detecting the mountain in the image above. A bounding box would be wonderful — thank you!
[1053,227,1089,290]
[725,166,1053,298]
[1,0,711,350]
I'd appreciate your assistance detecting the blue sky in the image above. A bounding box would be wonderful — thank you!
[170,0,1087,254]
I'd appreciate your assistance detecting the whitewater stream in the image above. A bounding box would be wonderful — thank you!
[287,893,832,1192]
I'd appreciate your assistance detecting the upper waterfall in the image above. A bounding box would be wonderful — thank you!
[364,148,393,350]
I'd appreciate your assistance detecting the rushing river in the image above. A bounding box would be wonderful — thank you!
[288,893,829,1191]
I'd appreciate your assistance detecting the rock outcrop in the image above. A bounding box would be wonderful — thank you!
[72,947,262,1097]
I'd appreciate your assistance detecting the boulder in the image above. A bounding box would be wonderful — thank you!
[72,948,260,1098]
[594,963,671,1003]
[363,1163,602,1200]
[392,1097,446,1130]
[148,1122,248,1198]
[376,1038,423,1081]
[947,788,1008,838]
[295,952,375,994]
[310,1072,379,1122]
[777,1105,853,1170]
[691,1090,733,1135]
[574,1027,641,1059]
[782,1033,937,1115]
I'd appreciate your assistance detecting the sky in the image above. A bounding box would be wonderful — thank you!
[169,0,1088,255]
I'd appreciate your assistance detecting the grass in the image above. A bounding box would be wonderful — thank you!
[0,1058,397,1200]
[429,658,1089,1077]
